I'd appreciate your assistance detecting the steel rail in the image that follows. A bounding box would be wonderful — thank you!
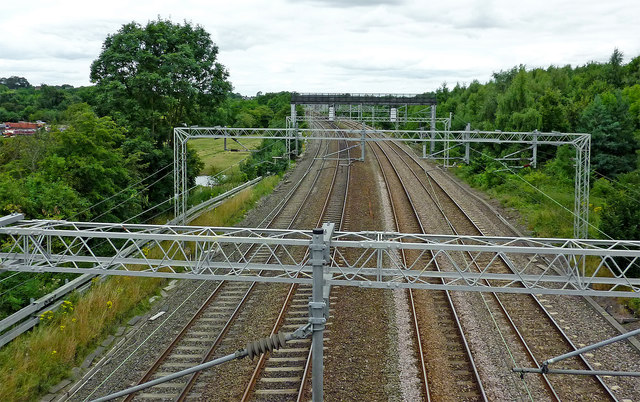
[364,125,431,401]
[121,280,230,401]
[121,132,332,400]
[354,119,486,401]
[239,119,337,401]
[383,136,560,400]
[240,118,351,401]
[435,161,640,354]
[295,120,352,401]
[389,138,616,400]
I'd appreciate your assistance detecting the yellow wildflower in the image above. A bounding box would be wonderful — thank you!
[107,301,113,309]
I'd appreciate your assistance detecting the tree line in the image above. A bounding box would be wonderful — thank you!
[422,49,640,242]
[0,19,295,316]
[0,20,296,223]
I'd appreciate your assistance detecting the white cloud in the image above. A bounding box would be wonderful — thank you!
[0,0,639,94]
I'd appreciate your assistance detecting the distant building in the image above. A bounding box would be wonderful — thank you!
[2,121,39,136]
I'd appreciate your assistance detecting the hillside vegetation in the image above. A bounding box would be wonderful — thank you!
[421,49,639,241]
[0,19,296,320]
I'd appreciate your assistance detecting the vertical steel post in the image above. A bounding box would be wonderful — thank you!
[464,123,471,164]
[174,129,180,218]
[574,135,591,239]
[361,128,366,161]
[295,120,299,156]
[532,130,538,168]
[376,232,383,282]
[173,128,188,222]
[310,227,328,402]
[289,104,297,162]
[430,105,436,158]
[181,137,187,223]
[422,131,427,158]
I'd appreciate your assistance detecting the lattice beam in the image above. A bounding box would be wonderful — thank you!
[2,217,638,297]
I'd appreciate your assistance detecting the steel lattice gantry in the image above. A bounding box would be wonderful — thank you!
[1,215,637,297]
[290,93,437,105]
[289,92,440,130]
[173,127,591,238]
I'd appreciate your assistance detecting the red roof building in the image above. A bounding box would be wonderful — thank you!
[2,121,39,136]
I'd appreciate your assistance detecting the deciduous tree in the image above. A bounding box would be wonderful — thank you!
[90,19,232,144]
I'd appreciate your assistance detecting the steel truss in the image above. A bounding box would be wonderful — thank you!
[290,92,436,105]
[293,102,447,132]
[1,216,637,297]
[287,110,449,126]
[174,126,591,238]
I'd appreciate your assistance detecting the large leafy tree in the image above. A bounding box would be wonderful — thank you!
[90,19,232,144]
[578,91,637,177]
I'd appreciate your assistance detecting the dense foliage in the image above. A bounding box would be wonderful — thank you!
[427,50,640,241]
[0,82,92,123]
[90,19,231,145]
[0,19,304,319]
[0,19,236,319]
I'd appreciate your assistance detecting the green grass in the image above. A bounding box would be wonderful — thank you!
[189,138,262,175]
[0,177,282,401]
[453,165,605,239]
[190,175,281,228]
[0,276,162,401]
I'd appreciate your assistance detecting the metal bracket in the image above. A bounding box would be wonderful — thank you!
[0,213,24,227]
[514,326,640,378]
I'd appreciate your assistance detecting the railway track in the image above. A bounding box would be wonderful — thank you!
[353,119,485,401]
[120,127,348,400]
[75,116,630,401]
[240,119,352,401]
[377,127,616,400]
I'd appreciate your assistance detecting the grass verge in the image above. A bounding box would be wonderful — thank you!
[189,138,262,176]
[452,165,604,238]
[0,174,281,401]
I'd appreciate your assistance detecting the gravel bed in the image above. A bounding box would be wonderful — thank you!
[322,148,405,401]
[376,140,532,400]
[197,135,348,400]
[66,279,223,401]
[195,282,290,400]
[421,158,640,400]
[375,158,423,401]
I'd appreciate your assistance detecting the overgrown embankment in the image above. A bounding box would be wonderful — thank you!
[0,175,281,401]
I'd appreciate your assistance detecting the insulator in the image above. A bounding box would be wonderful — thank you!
[246,332,288,360]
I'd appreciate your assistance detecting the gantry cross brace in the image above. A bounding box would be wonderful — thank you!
[1,215,637,297]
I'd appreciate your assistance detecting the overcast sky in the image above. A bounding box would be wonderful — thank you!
[1,0,638,95]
